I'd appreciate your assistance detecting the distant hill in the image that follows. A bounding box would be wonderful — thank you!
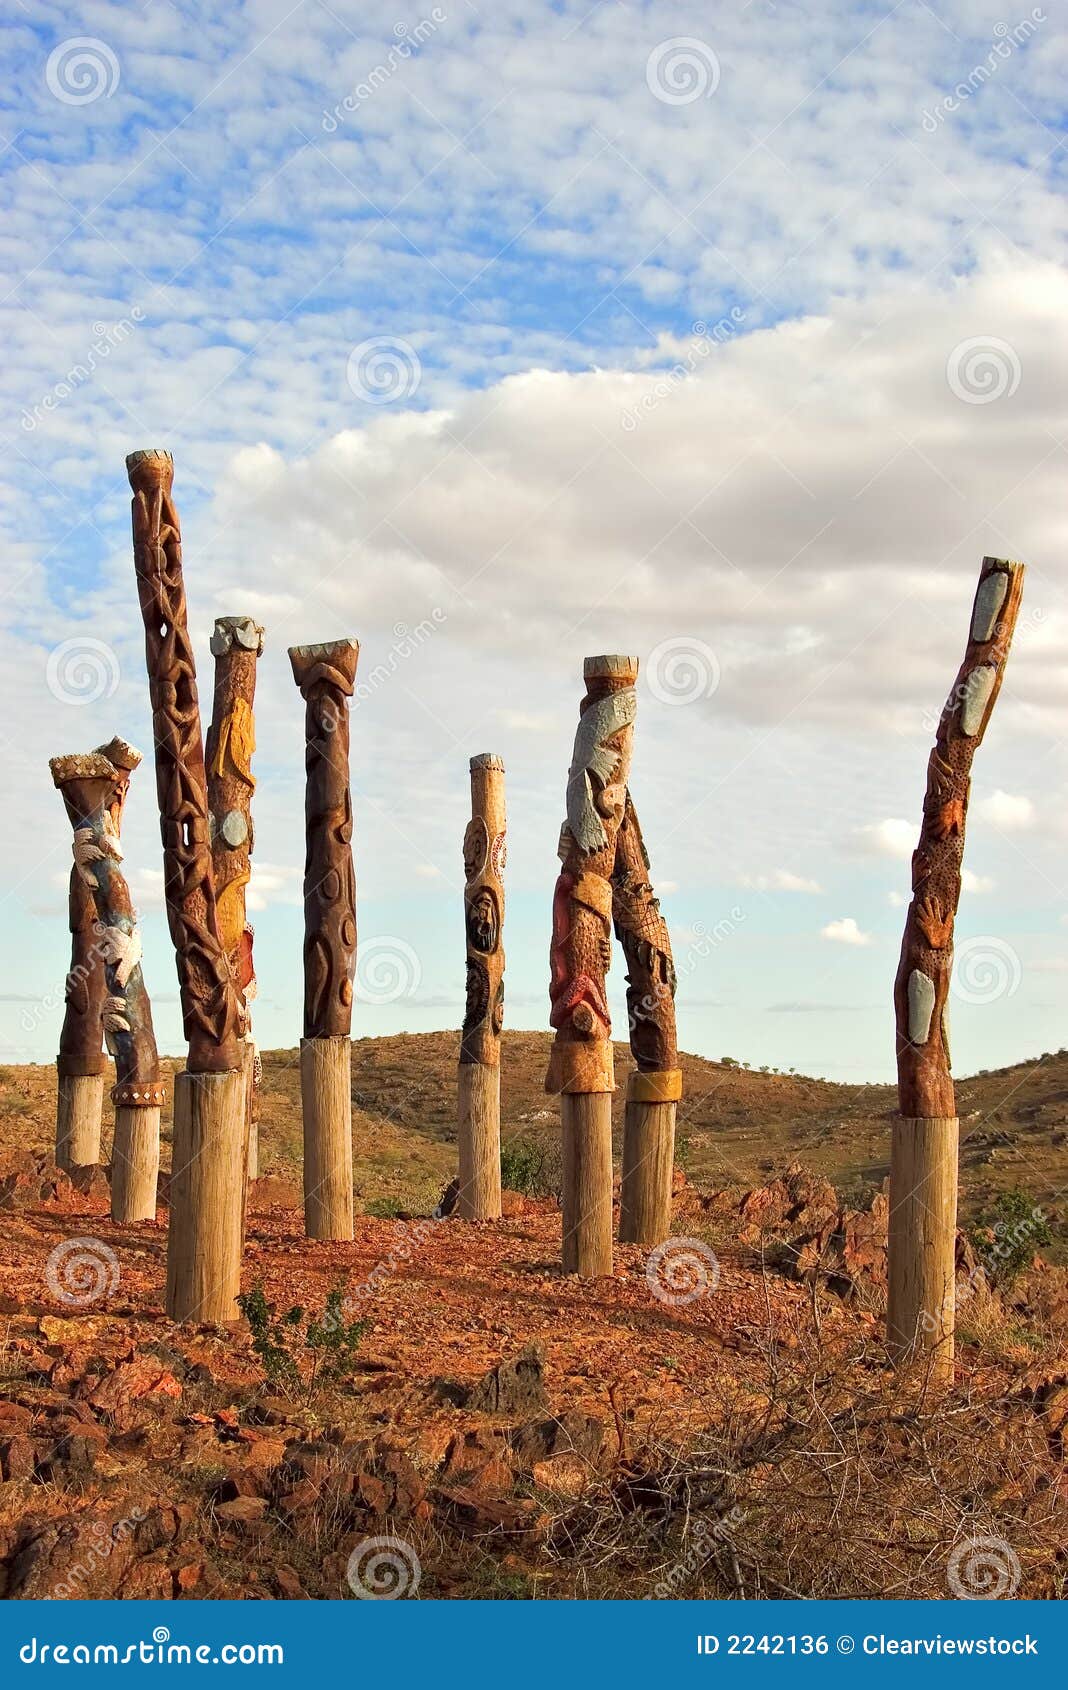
[4,1031,1063,1250]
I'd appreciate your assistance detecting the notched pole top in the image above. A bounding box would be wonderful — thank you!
[288,639,361,697]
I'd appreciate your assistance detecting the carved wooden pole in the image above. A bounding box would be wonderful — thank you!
[458,753,506,1220]
[889,557,1024,1387]
[289,640,359,1241]
[546,655,638,1276]
[50,739,165,1220]
[613,793,682,1246]
[53,783,108,1171]
[206,616,264,1202]
[128,450,245,1322]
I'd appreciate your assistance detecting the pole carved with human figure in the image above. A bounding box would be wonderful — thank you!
[546,655,638,1276]
[458,753,506,1220]
[613,792,681,1246]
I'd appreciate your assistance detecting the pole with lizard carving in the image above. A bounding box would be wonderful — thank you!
[53,784,108,1172]
[128,450,245,1321]
[888,556,1025,1388]
[51,738,165,1221]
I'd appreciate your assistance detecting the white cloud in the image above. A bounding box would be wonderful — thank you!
[976,790,1035,831]
[741,868,823,893]
[853,820,916,860]
[247,863,303,911]
[961,868,996,894]
[821,917,871,947]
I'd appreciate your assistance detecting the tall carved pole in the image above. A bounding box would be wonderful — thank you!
[546,655,638,1276]
[889,557,1024,1387]
[458,753,506,1220]
[128,450,245,1323]
[54,794,108,1172]
[206,617,264,1199]
[51,738,165,1221]
[289,639,359,1241]
[613,793,682,1246]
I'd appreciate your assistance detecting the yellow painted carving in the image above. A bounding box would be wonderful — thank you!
[216,870,250,956]
[210,698,256,788]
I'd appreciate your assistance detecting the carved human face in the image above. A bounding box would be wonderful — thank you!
[468,886,499,954]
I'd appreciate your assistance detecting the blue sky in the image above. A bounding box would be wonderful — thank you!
[2,0,1067,1081]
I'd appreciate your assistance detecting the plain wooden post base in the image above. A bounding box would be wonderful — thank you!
[56,1072,103,1171]
[111,1106,161,1222]
[166,1069,245,1324]
[244,1039,258,1182]
[457,1062,502,1220]
[619,1098,676,1246]
[887,1115,959,1389]
[301,1036,353,1241]
[561,1092,614,1276]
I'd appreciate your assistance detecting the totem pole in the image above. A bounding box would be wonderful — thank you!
[458,753,506,1220]
[546,655,638,1276]
[128,450,245,1323]
[206,616,264,1197]
[289,639,359,1241]
[51,738,165,1221]
[53,789,108,1172]
[889,557,1024,1387]
[613,793,682,1246]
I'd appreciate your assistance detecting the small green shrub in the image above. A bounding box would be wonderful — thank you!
[969,1189,1052,1288]
[238,1280,367,1396]
[500,1139,545,1196]
[364,1196,405,1218]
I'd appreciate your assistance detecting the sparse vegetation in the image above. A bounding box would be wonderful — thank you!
[500,1139,546,1196]
[969,1187,1053,1288]
[237,1280,367,1397]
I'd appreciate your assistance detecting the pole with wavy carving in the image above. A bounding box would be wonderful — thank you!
[128,450,245,1321]
[888,556,1024,1387]
[289,638,359,1240]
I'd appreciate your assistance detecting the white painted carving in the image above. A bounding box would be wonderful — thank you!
[959,665,996,735]
[97,925,142,988]
[565,686,637,852]
[907,968,936,1044]
[970,570,1009,643]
